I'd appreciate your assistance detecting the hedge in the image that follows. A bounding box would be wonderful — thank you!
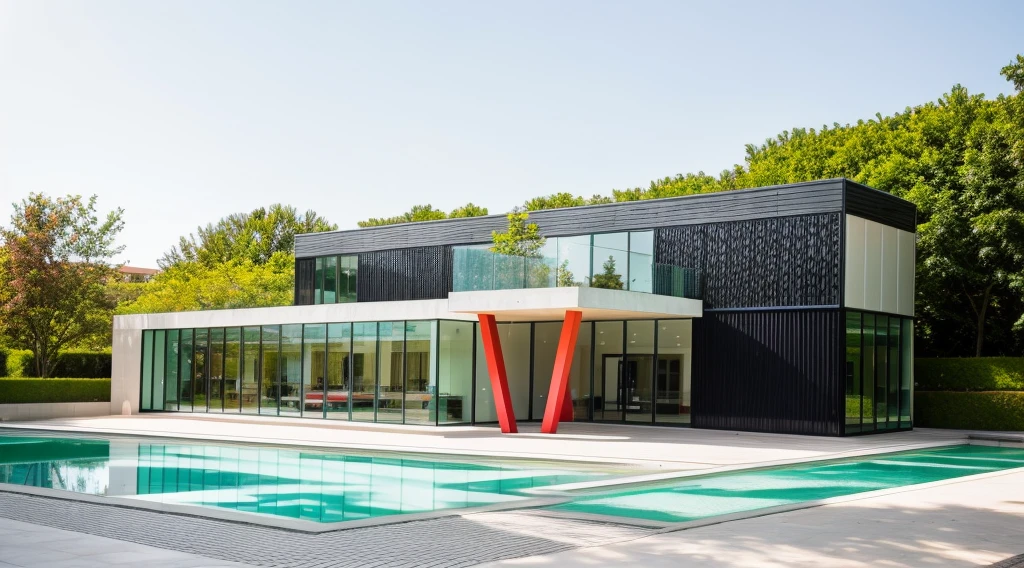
[914,391,1024,431]
[915,357,1024,391]
[0,378,111,404]
[4,349,112,379]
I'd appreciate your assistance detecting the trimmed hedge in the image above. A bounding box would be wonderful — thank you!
[4,349,112,379]
[915,391,1024,431]
[915,357,1024,391]
[0,378,111,404]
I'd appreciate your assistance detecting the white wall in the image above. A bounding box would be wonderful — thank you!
[844,215,915,316]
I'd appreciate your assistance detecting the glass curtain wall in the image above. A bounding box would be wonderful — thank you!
[141,331,153,411]
[260,325,280,416]
[194,329,208,411]
[655,320,691,424]
[352,322,377,422]
[474,325,496,423]
[625,321,655,423]
[532,322,560,420]
[209,328,224,413]
[629,231,654,293]
[165,330,179,411]
[179,329,194,412]
[225,328,241,413]
[405,321,436,425]
[304,255,358,305]
[241,327,260,414]
[280,324,303,418]
[591,233,628,290]
[152,330,166,411]
[303,324,327,419]
[844,310,914,434]
[438,321,473,425]
[377,322,405,423]
[326,323,351,420]
[593,321,624,421]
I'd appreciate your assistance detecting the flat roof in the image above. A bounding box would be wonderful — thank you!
[447,287,702,322]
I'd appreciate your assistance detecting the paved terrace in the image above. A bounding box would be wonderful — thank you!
[0,416,1021,567]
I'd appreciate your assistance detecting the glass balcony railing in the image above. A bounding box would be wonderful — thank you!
[452,245,701,300]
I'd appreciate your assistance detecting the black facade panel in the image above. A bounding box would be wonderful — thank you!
[844,180,917,232]
[656,213,841,309]
[295,179,847,257]
[357,246,454,302]
[294,258,316,306]
[693,309,843,436]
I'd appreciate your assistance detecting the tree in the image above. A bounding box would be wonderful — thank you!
[160,204,335,268]
[590,256,624,290]
[556,259,578,287]
[358,203,488,227]
[490,212,545,256]
[0,194,124,377]
[449,203,489,218]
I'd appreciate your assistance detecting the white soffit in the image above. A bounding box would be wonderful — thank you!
[447,287,703,321]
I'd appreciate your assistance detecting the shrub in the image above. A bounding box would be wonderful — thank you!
[4,349,111,379]
[915,357,1024,391]
[914,391,1024,431]
[0,378,111,404]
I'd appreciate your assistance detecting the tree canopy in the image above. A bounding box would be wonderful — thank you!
[0,194,124,376]
[358,203,488,227]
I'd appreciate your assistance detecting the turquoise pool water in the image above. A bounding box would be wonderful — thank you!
[0,432,604,523]
[550,444,1024,523]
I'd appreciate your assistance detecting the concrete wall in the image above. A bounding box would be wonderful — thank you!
[0,401,110,421]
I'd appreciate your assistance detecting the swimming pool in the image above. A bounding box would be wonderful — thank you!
[549,444,1024,523]
[0,431,605,523]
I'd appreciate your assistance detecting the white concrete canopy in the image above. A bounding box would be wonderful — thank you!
[447,287,703,322]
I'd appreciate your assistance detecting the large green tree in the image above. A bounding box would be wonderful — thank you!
[358,203,488,227]
[0,194,124,377]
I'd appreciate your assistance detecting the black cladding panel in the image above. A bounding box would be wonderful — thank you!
[356,246,454,302]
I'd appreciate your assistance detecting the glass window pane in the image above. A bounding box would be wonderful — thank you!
[593,321,624,421]
[474,324,495,423]
[656,320,691,425]
[164,330,179,411]
[302,324,327,419]
[572,321,593,422]
[352,322,377,422]
[209,328,225,412]
[888,318,900,427]
[405,320,436,425]
[532,322,561,421]
[377,322,405,423]
[141,330,153,411]
[179,330,194,412]
[260,325,280,415]
[323,257,337,304]
[340,255,358,303]
[845,312,862,433]
[314,257,324,305]
[438,321,473,425]
[224,328,241,413]
[625,320,655,423]
[194,328,209,413]
[280,324,303,418]
[874,316,887,427]
[152,330,166,410]
[326,323,352,420]
[861,315,874,429]
[557,235,591,287]
[473,322,530,423]
[241,327,260,414]
[591,233,628,290]
[901,319,913,426]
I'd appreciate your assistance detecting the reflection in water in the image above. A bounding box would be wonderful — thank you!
[0,435,600,523]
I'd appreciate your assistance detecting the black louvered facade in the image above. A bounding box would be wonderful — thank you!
[294,258,316,306]
[357,246,454,302]
[692,309,843,435]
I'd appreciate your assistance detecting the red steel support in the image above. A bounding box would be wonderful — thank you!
[541,310,583,434]
[477,313,518,434]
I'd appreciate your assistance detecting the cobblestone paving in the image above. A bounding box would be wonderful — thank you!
[0,492,651,568]
[992,554,1024,568]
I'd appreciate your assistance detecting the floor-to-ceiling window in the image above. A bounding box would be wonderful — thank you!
[438,321,473,425]
[152,330,166,411]
[179,329,194,412]
[532,322,561,420]
[241,327,260,414]
[655,320,691,425]
[845,312,863,434]
[224,328,241,413]
[260,325,280,416]
[326,323,351,420]
[165,330,179,411]
[844,310,914,434]
[280,324,303,418]
[208,328,224,413]
[593,321,624,421]
[302,324,327,419]
[352,322,377,422]
[377,322,405,423]
[405,320,436,425]
[194,329,209,412]
[625,321,655,424]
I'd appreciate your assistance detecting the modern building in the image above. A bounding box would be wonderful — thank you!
[114,178,916,436]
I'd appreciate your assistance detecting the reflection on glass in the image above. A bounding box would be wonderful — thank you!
[194,329,209,412]
[438,321,473,425]
[532,322,561,420]
[352,322,377,422]
[241,327,260,414]
[888,318,900,427]
[314,257,324,305]
[475,324,496,423]
[625,321,654,423]
[260,325,280,415]
[377,322,405,423]
[280,324,303,418]
[861,315,874,429]
[152,330,166,410]
[656,320,691,425]
[629,231,654,293]
[591,233,628,290]
[165,330,179,411]
[845,312,862,433]
[208,328,224,413]
[141,331,153,411]
[323,257,337,304]
[339,255,358,303]
[557,235,591,287]
[405,321,436,425]
[302,324,327,419]
[179,330,194,412]
[874,316,887,427]
[900,319,913,426]
[326,323,351,420]
[594,321,624,421]
[224,328,240,413]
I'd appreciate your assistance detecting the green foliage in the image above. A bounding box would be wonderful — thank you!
[358,203,488,227]
[0,378,111,404]
[914,391,1024,431]
[118,251,294,313]
[915,357,1024,391]
[590,256,624,290]
[491,213,545,257]
[0,193,123,377]
[4,349,111,378]
[556,259,577,287]
[523,193,612,211]
[159,204,336,268]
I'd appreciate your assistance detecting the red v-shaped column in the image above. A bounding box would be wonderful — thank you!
[477,313,518,433]
[541,310,583,434]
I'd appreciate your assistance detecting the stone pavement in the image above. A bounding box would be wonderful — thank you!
[483,468,1024,568]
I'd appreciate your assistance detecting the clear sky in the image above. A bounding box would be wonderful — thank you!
[1,0,1021,267]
